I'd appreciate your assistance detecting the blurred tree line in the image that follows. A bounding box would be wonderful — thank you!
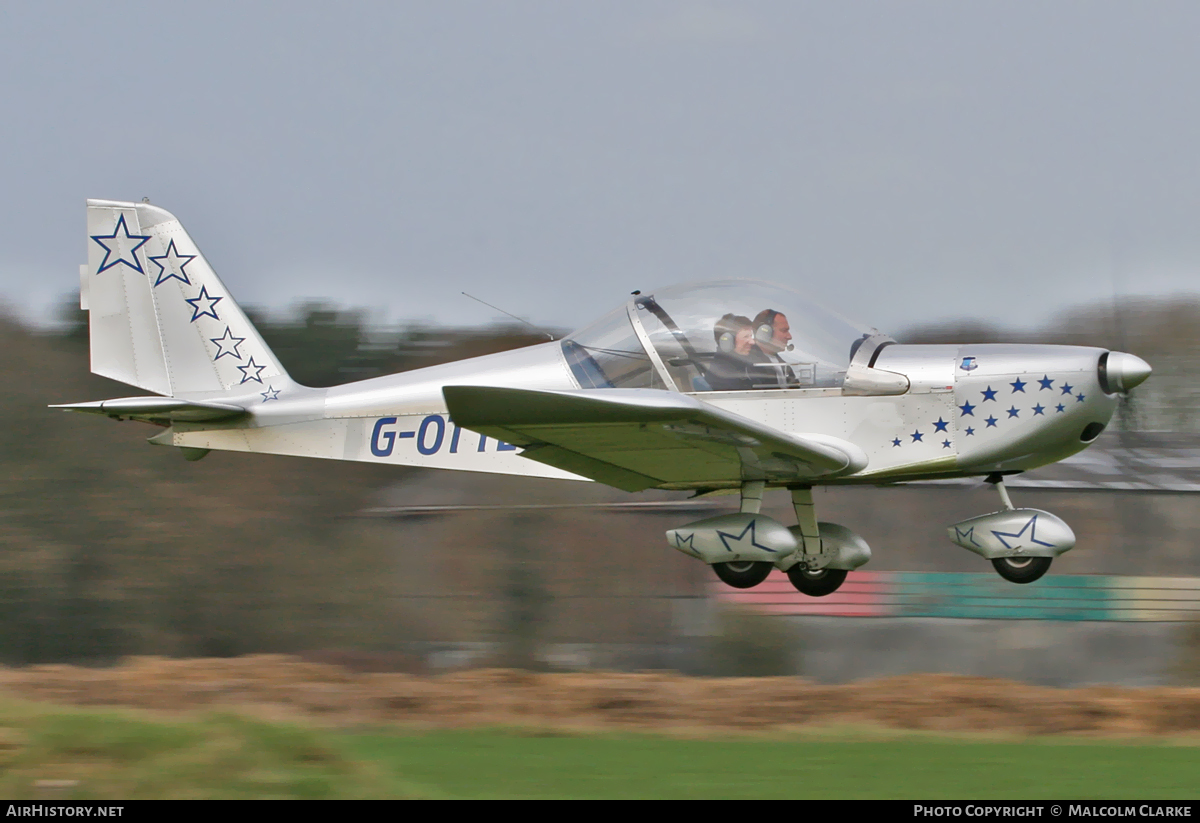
[0,300,557,665]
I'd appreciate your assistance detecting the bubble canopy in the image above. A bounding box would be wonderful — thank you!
[562,280,880,393]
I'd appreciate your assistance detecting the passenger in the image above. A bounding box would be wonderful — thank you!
[706,314,761,391]
[752,308,799,388]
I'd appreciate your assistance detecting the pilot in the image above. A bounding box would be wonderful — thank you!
[706,314,760,391]
[752,309,799,388]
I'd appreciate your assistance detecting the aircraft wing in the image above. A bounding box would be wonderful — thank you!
[442,386,868,492]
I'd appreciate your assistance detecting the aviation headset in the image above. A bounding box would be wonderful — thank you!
[714,314,747,353]
[755,309,781,345]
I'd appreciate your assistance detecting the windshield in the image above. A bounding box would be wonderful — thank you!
[563,280,879,392]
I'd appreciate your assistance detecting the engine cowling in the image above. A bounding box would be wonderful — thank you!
[947,508,1075,559]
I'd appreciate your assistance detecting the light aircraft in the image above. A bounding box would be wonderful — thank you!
[56,200,1153,596]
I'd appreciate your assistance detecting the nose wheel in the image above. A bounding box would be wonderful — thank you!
[992,556,1052,584]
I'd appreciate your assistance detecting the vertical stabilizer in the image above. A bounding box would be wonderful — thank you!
[84,200,290,397]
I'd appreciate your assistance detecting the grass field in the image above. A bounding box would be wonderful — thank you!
[1,698,1197,799]
[345,730,1200,800]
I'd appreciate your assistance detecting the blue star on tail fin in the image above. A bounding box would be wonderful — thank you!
[91,214,150,274]
[237,357,267,384]
[185,286,222,322]
[148,239,197,286]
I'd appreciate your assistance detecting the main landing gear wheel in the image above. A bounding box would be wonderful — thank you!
[992,556,1052,584]
[786,566,848,597]
[712,561,773,589]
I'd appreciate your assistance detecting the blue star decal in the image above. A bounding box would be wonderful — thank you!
[1060,383,1074,395]
[911,430,924,442]
[261,385,281,402]
[1007,406,1020,418]
[933,417,949,432]
[1038,375,1054,391]
[892,438,902,447]
[209,326,246,360]
[237,356,267,384]
[673,532,695,552]
[959,401,976,416]
[965,427,975,436]
[1010,378,1026,393]
[990,513,1056,550]
[1076,393,1086,402]
[91,214,151,274]
[985,416,998,428]
[1031,404,1045,415]
[147,239,197,287]
[716,518,777,554]
[942,439,952,449]
[981,386,998,402]
[184,286,222,322]
[1055,404,1066,413]
[953,525,981,548]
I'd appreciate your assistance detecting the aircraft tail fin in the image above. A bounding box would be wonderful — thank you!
[82,199,291,397]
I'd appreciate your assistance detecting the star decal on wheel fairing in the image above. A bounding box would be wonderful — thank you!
[990,513,1056,550]
[959,401,976,416]
[981,386,998,402]
[911,430,924,442]
[1056,404,1066,413]
[953,525,981,547]
[892,438,902,447]
[673,532,696,552]
[209,326,246,360]
[1038,375,1055,391]
[716,519,778,554]
[933,418,949,432]
[237,356,267,384]
[1032,404,1045,415]
[1010,378,1027,393]
[148,239,197,286]
[942,439,952,449]
[1060,383,1074,395]
[964,427,975,436]
[985,416,998,428]
[1006,406,1020,418]
[184,286,223,322]
[1077,393,1086,402]
[91,214,151,274]
[260,385,281,402]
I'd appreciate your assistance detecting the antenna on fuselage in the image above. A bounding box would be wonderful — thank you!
[461,292,556,341]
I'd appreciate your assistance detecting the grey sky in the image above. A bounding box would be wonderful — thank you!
[2,1,1198,336]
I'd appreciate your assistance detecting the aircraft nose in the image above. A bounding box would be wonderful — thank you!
[1101,351,1152,392]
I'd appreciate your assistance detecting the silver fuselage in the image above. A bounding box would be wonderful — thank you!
[157,340,1118,489]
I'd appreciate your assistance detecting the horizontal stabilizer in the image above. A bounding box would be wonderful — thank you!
[443,386,868,491]
[50,397,246,423]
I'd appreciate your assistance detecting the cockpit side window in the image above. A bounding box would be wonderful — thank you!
[560,307,663,389]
